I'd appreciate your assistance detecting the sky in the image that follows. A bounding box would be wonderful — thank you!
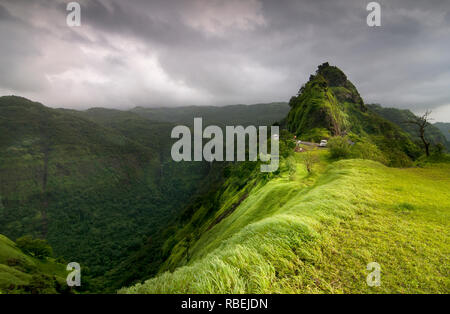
[0,0,449,121]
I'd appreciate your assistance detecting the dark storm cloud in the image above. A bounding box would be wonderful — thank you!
[0,0,449,121]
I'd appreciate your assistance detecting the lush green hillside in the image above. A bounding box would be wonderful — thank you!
[0,234,67,294]
[0,96,289,290]
[367,104,450,150]
[286,63,421,166]
[75,104,290,291]
[435,122,450,142]
[1,81,447,294]
[121,146,450,293]
[120,64,448,294]
[0,96,210,278]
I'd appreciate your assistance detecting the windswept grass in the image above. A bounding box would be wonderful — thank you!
[121,156,450,294]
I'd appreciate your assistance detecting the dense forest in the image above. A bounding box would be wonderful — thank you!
[0,97,289,292]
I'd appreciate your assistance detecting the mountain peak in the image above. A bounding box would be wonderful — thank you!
[316,62,364,105]
[286,63,421,166]
[286,63,364,140]
[316,62,348,87]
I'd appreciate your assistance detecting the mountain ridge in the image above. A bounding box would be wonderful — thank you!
[119,64,450,294]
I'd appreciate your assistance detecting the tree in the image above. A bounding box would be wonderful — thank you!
[303,151,318,173]
[406,110,432,157]
[16,235,53,259]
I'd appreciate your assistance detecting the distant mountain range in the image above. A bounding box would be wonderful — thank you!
[367,104,450,150]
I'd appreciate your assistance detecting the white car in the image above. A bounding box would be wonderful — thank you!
[319,140,328,147]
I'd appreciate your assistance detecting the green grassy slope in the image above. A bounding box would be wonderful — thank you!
[0,234,66,294]
[121,149,450,293]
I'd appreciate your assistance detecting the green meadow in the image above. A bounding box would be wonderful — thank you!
[122,150,450,294]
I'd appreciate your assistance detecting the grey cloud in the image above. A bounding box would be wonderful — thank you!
[0,0,449,121]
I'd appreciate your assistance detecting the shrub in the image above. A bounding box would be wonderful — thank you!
[286,158,297,180]
[351,142,387,164]
[328,136,351,159]
[20,274,59,294]
[432,143,445,155]
[303,151,318,173]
